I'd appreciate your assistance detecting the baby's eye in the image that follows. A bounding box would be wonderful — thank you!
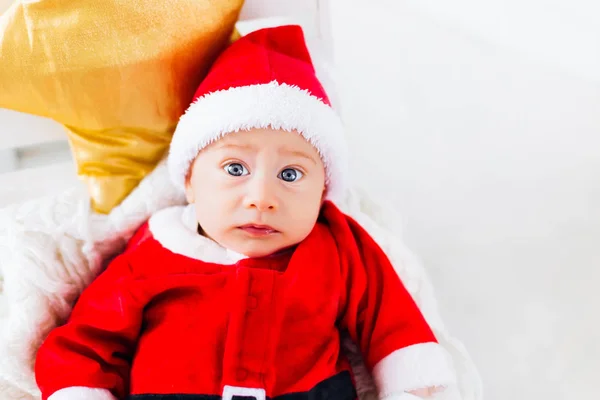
[278,168,304,182]
[224,163,249,177]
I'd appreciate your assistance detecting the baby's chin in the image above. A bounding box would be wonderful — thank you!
[227,237,300,259]
[205,227,310,259]
[233,242,289,259]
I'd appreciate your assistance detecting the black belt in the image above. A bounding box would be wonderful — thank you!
[129,371,357,400]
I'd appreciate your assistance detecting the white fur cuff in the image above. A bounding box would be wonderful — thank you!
[48,387,117,400]
[373,342,457,397]
[380,394,422,400]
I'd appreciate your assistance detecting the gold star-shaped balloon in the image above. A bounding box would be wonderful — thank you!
[0,0,244,213]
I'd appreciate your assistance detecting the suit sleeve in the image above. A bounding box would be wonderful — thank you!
[324,203,457,398]
[35,253,143,400]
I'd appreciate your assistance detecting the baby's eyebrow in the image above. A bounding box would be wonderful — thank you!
[278,148,318,165]
[214,142,256,151]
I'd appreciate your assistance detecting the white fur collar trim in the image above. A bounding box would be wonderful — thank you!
[147,205,247,264]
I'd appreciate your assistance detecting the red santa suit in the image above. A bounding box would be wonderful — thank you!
[35,201,455,400]
[36,24,459,400]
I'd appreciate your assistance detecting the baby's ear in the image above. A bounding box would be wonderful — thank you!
[184,175,195,204]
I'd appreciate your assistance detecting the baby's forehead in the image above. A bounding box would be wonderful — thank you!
[210,128,312,150]
[223,127,299,140]
[201,128,321,165]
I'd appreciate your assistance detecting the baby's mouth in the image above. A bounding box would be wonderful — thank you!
[238,224,279,236]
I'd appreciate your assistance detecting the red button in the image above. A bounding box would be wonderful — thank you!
[236,368,248,381]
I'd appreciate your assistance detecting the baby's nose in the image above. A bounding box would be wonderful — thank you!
[243,178,278,211]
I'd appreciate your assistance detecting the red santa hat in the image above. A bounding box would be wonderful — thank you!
[168,25,348,202]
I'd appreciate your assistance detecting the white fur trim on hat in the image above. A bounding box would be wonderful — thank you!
[167,81,348,202]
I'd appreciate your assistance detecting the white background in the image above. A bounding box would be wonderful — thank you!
[1,1,599,399]
[327,1,599,400]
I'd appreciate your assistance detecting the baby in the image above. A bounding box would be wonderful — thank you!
[35,26,457,400]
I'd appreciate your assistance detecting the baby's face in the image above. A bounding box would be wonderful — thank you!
[185,128,326,258]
